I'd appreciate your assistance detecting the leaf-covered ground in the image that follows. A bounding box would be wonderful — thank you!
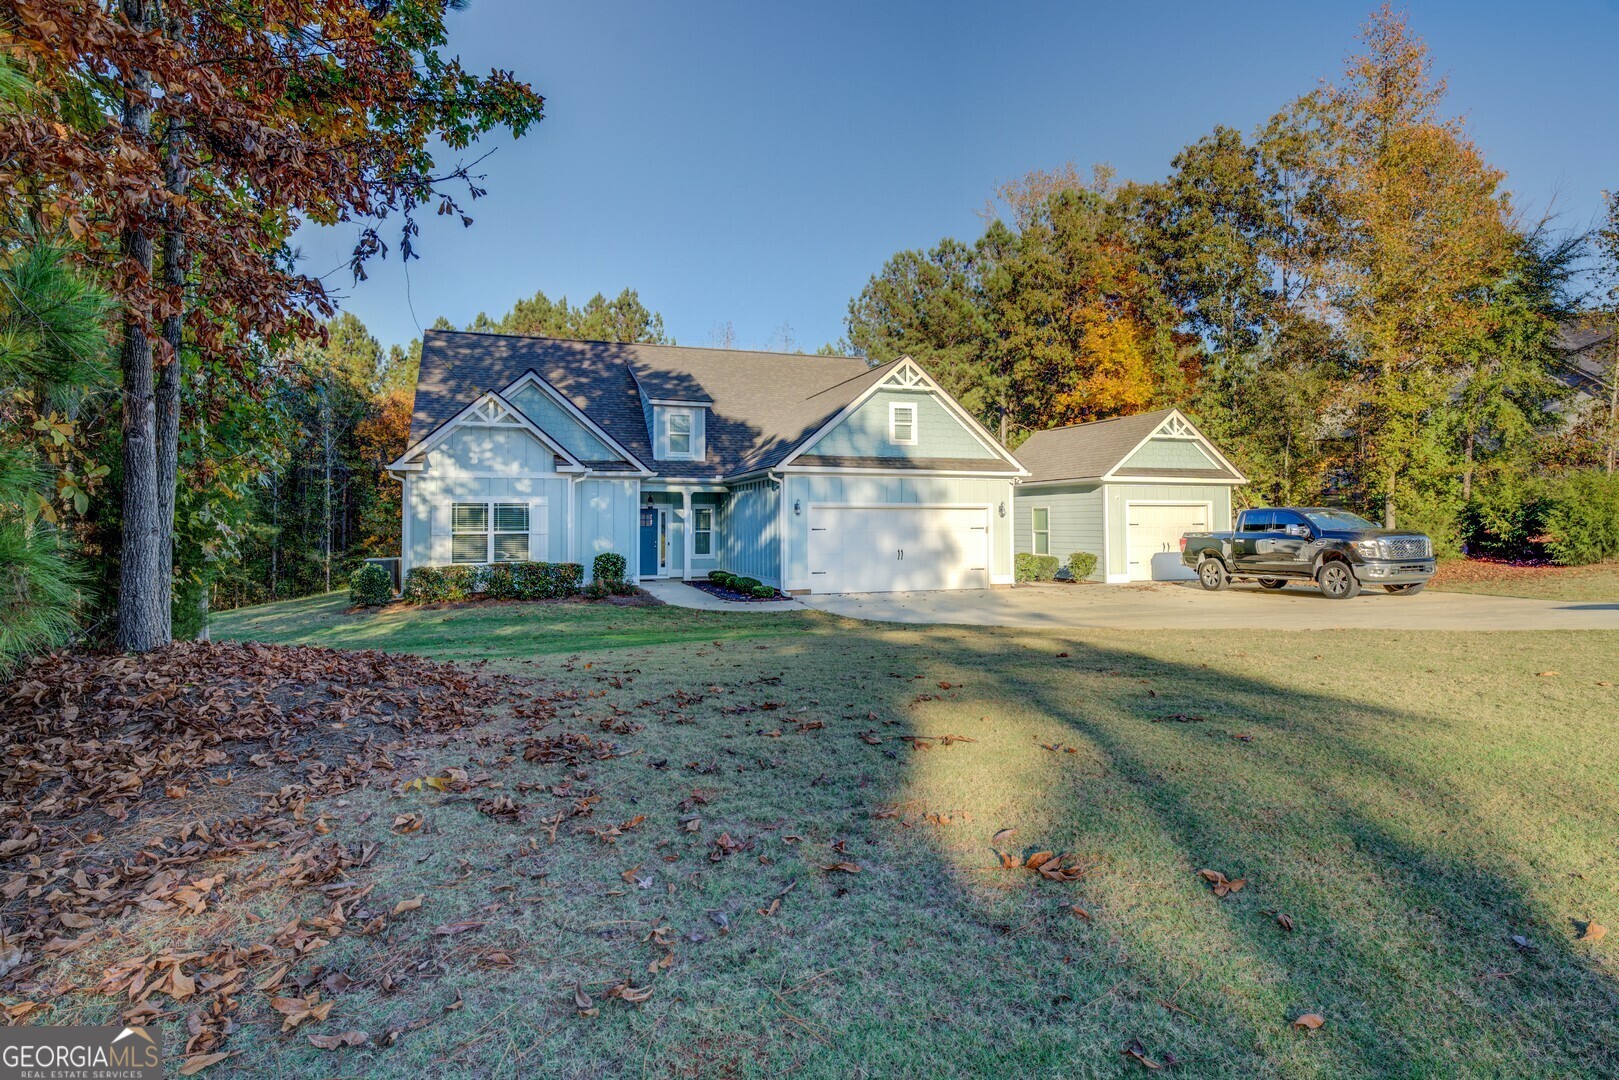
[6,594,1619,1077]
[1431,558,1619,602]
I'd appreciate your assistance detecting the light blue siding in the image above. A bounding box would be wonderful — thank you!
[804,389,999,461]
[1013,483,1104,579]
[720,479,781,586]
[782,474,1013,589]
[408,474,569,568]
[1121,437,1219,471]
[651,405,707,462]
[425,426,558,474]
[575,478,639,579]
[506,385,621,461]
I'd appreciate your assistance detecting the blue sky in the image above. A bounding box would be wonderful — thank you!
[295,0,1619,355]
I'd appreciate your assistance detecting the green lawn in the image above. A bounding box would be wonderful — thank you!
[194,595,1619,1076]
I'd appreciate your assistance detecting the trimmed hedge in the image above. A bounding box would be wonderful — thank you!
[404,561,584,603]
[349,563,393,607]
[750,584,776,598]
[733,576,761,592]
[1065,551,1098,581]
[1015,553,1060,582]
[593,551,628,584]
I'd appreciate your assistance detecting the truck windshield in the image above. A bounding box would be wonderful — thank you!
[1301,510,1379,531]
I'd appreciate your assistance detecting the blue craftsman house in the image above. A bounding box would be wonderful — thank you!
[387,331,1028,593]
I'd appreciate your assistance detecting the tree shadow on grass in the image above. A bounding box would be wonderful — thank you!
[899,628,1619,1077]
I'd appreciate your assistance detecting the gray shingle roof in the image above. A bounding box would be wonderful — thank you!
[1014,409,1242,483]
[408,331,887,478]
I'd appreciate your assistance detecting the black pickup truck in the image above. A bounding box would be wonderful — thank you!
[1179,507,1435,600]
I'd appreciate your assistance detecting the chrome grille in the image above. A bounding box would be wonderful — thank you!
[1382,537,1430,559]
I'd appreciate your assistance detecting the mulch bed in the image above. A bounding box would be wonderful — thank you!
[686,581,788,603]
[0,640,577,1064]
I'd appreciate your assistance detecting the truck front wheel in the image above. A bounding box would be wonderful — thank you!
[1197,559,1229,592]
[1317,560,1361,600]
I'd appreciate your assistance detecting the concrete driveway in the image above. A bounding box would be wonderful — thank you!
[800,580,1619,631]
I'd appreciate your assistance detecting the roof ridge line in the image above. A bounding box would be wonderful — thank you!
[425,327,866,363]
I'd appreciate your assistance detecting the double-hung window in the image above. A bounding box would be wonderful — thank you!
[1031,507,1051,556]
[451,502,529,563]
[693,506,713,556]
[667,410,693,457]
[889,402,917,445]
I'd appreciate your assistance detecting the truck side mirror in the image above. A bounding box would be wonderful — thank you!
[1286,524,1310,539]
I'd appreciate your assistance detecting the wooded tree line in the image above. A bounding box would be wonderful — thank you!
[843,8,1619,551]
[0,0,546,665]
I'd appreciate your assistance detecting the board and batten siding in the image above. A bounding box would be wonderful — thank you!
[782,474,1013,590]
[505,385,622,462]
[1103,482,1233,580]
[1119,436,1219,471]
[574,478,639,579]
[720,479,780,586]
[409,474,570,568]
[804,389,1000,461]
[424,426,558,474]
[1013,483,1104,579]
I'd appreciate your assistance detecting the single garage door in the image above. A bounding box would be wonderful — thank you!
[1126,503,1207,581]
[806,505,989,593]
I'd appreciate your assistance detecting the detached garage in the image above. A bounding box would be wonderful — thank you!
[1012,408,1246,583]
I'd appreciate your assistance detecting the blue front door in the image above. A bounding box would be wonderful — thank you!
[640,510,660,576]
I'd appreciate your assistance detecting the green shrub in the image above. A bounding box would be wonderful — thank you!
[750,584,776,598]
[404,565,469,603]
[1543,471,1619,566]
[583,579,613,600]
[1064,551,1098,581]
[610,580,639,596]
[349,563,393,607]
[733,576,761,592]
[1462,474,1548,560]
[510,561,584,599]
[480,563,517,600]
[593,551,628,584]
[1390,493,1463,559]
[1014,553,1060,582]
[708,570,730,584]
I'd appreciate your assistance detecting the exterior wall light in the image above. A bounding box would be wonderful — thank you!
[998,501,1006,518]
[793,499,802,516]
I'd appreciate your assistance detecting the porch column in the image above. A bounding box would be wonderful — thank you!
[682,489,692,581]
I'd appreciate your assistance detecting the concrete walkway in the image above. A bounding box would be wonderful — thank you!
[640,579,803,612]
[800,580,1619,631]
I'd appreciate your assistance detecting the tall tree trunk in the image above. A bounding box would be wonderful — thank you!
[1462,429,1475,500]
[115,0,169,654]
[157,102,187,633]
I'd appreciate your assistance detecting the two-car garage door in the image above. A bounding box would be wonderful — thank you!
[806,506,989,593]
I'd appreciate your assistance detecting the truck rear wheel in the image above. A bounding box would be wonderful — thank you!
[1197,559,1229,592]
[1258,578,1288,590]
[1383,582,1425,595]
[1317,560,1361,600]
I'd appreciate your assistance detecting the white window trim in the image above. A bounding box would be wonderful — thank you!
[693,505,714,557]
[888,401,918,446]
[665,408,696,460]
[450,500,535,564]
[1031,505,1051,556]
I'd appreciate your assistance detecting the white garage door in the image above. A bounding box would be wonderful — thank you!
[1126,503,1207,581]
[807,506,989,593]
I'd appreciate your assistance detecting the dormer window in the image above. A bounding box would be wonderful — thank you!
[889,402,917,446]
[668,410,694,457]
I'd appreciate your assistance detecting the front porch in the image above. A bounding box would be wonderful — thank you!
[637,485,725,581]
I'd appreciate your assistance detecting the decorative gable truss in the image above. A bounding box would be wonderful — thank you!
[779,357,1029,475]
[387,390,587,474]
[1104,408,1247,482]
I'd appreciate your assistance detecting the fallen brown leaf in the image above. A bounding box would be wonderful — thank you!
[1293,1013,1325,1030]
[392,895,425,916]
[307,1031,368,1049]
[432,920,485,937]
[1580,920,1607,943]
[822,862,861,874]
[178,1052,235,1075]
